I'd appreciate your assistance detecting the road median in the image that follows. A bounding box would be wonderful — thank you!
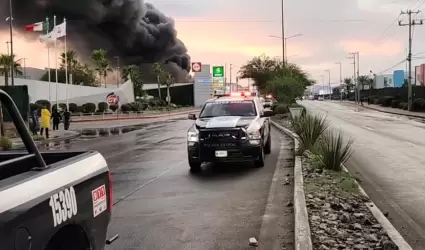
[271,113,411,250]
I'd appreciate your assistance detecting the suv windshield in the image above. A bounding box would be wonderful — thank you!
[199,100,257,118]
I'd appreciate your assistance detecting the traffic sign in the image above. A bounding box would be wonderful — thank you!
[107,94,119,105]
[212,66,224,77]
[192,62,202,72]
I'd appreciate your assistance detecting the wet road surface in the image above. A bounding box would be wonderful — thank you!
[302,100,425,249]
[57,117,285,249]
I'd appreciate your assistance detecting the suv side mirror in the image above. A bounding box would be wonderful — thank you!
[261,110,274,117]
[188,114,197,120]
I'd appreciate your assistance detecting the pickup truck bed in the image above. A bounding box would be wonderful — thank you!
[0,89,112,250]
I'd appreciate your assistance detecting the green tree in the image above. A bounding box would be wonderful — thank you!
[343,77,354,93]
[91,49,113,88]
[0,54,22,86]
[60,50,78,74]
[122,65,144,98]
[152,63,163,99]
[160,72,174,105]
[265,76,303,104]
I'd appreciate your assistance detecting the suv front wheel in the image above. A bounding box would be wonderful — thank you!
[254,146,265,168]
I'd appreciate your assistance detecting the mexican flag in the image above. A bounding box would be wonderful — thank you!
[25,20,48,32]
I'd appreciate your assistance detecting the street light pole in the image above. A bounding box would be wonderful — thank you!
[320,74,324,97]
[325,70,331,100]
[335,62,342,101]
[281,0,285,67]
[7,0,14,86]
[269,34,303,65]
[114,56,120,87]
[230,64,233,90]
[17,57,27,78]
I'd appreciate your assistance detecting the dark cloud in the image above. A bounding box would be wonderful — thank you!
[0,0,191,81]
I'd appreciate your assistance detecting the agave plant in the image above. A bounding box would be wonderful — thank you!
[291,113,329,154]
[316,130,354,171]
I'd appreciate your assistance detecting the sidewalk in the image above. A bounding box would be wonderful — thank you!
[12,130,80,149]
[339,101,425,118]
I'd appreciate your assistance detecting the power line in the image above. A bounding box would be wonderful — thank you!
[376,59,406,74]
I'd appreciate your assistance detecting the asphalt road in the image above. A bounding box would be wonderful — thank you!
[58,117,285,249]
[301,100,425,249]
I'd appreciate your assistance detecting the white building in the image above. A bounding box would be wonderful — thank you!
[374,74,394,89]
[0,77,135,105]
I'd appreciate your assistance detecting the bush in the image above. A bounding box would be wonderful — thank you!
[76,106,83,113]
[377,96,394,107]
[82,103,96,113]
[120,103,131,112]
[314,130,353,171]
[59,103,67,111]
[81,129,97,136]
[271,103,279,112]
[391,99,400,108]
[0,136,12,150]
[109,104,118,112]
[291,113,329,154]
[35,100,51,109]
[98,102,108,112]
[129,102,142,112]
[274,104,288,114]
[412,98,425,111]
[398,102,404,109]
[68,103,78,112]
[403,103,408,110]
[373,98,379,105]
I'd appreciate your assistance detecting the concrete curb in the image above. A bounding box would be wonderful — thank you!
[71,110,198,123]
[270,120,313,250]
[341,166,413,250]
[271,119,413,250]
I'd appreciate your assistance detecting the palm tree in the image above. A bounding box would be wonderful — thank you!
[357,75,371,90]
[122,65,144,97]
[161,72,174,105]
[343,77,354,94]
[0,54,22,86]
[60,50,78,73]
[91,49,113,88]
[152,63,162,99]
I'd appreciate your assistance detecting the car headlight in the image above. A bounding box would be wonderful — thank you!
[247,130,261,140]
[187,130,199,142]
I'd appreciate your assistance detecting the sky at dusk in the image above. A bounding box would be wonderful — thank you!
[2,0,425,87]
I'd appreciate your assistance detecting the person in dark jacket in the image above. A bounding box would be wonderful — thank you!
[63,109,71,130]
[51,108,61,131]
[31,109,40,135]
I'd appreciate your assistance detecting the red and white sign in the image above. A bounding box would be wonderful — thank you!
[92,185,107,217]
[107,95,118,105]
[192,62,202,72]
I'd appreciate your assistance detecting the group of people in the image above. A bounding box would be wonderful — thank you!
[30,106,71,139]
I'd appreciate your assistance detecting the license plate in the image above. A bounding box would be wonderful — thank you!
[215,150,228,157]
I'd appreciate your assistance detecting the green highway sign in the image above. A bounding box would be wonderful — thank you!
[212,66,224,77]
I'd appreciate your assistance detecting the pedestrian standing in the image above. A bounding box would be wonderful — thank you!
[31,109,40,135]
[63,109,71,130]
[40,106,51,139]
[52,108,61,131]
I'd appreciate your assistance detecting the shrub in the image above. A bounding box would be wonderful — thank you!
[391,99,400,108]
[76,106,83,113]
[291,113,329,154]
[32,135,44,141]
[109,104,118,112]
[35,100,51,109]
[68,103,78,112]
[81,129,97,136]
[98,102,108,112]
[314,130,353,171]
[82,103,96,113]
[129,102,142,111]
[403,103,408,110]
[271,103,279,112]
[412,98,425,111]
[0,136,12,150]
[59,103,67,111]
[377,96,394,107]
[120,103,131,112]
[398,102,404,109]
[274,104,288,114]
[373,98,379,105]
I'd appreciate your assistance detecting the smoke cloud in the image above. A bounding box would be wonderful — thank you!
[0,0,191,82]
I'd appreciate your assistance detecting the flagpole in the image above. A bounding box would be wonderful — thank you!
[64,18,68,110]
[54,15,58,108]
[46,17,51,106]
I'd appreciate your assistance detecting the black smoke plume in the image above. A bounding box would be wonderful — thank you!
[0,0,191,82]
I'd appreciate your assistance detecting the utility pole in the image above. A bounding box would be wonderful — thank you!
[335,62,342,101]
[281,0,285,67]
[325,69,331,100]
[399,10,422,111]
[320,74,324,97]
[356,52,360,102]
[7,0,14,86]
[229,64,233,91]
[348,53,357,102]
